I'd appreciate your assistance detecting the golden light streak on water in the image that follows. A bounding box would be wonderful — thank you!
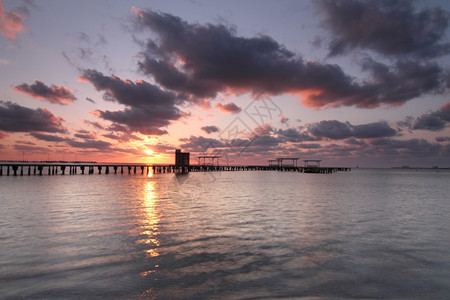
[138,181,160,264]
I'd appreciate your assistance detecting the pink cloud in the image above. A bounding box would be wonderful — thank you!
[14,80,77,105]
[0,0,26,40]
[0,130,9,139]
[214,102,242,114]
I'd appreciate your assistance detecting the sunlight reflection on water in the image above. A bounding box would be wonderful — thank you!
[1,169,449,298]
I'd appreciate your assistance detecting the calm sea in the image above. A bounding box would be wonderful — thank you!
[1,168,449,299]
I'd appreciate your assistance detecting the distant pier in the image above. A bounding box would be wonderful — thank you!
[0,162,350,176]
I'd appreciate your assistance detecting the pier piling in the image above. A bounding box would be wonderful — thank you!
[1,162,351,177]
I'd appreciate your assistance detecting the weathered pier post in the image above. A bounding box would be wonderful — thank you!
[128,166,132,174]
[121,166,124,174]
[134,166,137,174]
[98,166,102,174]
[7,166,10,176]
[38,166,43,175]
[12,165,18,176]
[60,166,66,175]
[105,166,109,174]
[80,166,85,174]
[140,166,144,174]
[0,166,2,176]
[114,166,118,174]
[20,166,23,176]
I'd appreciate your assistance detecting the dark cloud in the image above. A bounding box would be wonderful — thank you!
[356,57,445,107]
[436,136,450,142]
[215,102,242,114]
[179,135,225,152]
[106,123,131,133]
[74,129,97,140]
[29,132,68,142]
[80,69,184,135]
[413,114,446,131]
[317,0,450,59]
[0,101,66,133]
[276,128,315,143]
[14,80,77,105]
[308,120,396,140]
[134,9,448,109]
[13,143,48,152]
[352,121,398,138]
[201,125,220,134]
[66,139,112,150]
[298,143,322,149]
[412,102,450,131]
[251,135,280,147]
[308,120,352,139]
[135,9,356,101]
[94,108,169,135]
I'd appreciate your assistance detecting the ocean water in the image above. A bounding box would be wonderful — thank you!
[1,168,449,299]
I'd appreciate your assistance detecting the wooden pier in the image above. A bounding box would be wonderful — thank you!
[0,162,350,176]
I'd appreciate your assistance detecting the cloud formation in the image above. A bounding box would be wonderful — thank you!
[214,102,241,114]
[80,69,183,135]
[134,9,449,109]
[201,125,220,134]
[0,101,66,133]
[317,0,450,59]
[308,120,397,140]
[14,80,77,105]
[66,139,112,150]
[0,130,8,139]
[0,0,26,40]
[412,102,450,131]
[29,132,68,142]
[179,135,225,152]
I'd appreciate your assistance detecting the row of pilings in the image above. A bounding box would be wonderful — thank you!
[0,163,351,176]
[0,164,162,176]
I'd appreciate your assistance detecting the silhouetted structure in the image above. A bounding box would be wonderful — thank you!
[304,160,321,167]
[276,157,299,167]
[175,149,190,167]
[198,156,221,166]
[268,159,277,166]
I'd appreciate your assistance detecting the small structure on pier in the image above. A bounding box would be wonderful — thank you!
[175,149,190,167]
[275,157,299,167]
[303,159,321,167]
[198,155,221,166]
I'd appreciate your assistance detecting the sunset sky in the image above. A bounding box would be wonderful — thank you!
[1,0,450,167]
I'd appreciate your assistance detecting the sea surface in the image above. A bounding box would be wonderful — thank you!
[1,168,449,299]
